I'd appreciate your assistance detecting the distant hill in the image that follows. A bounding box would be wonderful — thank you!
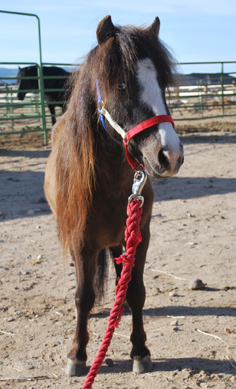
[1,67,235,87]
[178,72,236,86]
[0,66,73,86]
[0,67,18,84]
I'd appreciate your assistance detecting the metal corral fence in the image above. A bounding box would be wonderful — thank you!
[0,62,78,144]
[168,61,236,121]
[0,61,236,144]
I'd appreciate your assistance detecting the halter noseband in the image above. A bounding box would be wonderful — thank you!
[96,80,175,170]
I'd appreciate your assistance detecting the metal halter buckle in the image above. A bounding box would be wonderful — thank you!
[128,170,147,207]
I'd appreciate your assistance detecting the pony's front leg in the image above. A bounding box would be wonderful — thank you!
[65,245,98,376]
[125,218,153,374]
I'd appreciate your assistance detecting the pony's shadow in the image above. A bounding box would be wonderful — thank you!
[1,147,236,221]
[0,149,50,158]
[84,356,234,376]
[0,149,51,222]
[152,176,236,202]
[143,305,236,318]
[92,304,236,319]
[179,133,236,145]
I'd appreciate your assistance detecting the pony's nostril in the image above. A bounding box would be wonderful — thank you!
[158,148,169,169]
[176,155,184,171]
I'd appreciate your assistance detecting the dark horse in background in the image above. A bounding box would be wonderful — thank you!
[45,16,184,377]
[17,65,71,125]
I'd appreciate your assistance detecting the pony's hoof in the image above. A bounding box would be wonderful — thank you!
[132,355,153,374]
[65,358,86,376]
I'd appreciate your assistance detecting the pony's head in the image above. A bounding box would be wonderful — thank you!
[16,66,37,100]
[94,15,184,177]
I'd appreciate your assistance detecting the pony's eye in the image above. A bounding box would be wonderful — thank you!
[117,83,126,90]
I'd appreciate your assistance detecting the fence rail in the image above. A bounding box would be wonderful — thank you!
[0,62,77,143]
[0,61,236,144]
[168,61,236,121]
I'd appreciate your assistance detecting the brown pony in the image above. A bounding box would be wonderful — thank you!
[44,15,184,376]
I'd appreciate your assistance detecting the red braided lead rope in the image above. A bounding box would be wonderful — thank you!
[82,199,143,389]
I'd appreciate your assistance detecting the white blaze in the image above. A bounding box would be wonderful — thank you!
[137,58,180,153]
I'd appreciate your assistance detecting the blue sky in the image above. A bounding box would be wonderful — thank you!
[1,1,236,74]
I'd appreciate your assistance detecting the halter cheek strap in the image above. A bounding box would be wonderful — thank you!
[96,80,175,170]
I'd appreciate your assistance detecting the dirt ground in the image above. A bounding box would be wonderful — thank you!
[0,120,236,389]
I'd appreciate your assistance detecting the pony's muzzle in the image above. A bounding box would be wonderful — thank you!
[159,143,184,175]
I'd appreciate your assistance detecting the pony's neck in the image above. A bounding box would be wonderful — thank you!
[96,121,126,165]
[94,122,134,195]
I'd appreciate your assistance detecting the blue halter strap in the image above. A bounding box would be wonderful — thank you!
[96,79,110,136]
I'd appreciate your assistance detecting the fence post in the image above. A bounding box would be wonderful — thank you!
[221,62,225,115]
[35,14,47,144]
[0,10,48,143]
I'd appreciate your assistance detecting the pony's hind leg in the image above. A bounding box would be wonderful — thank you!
[125,220,153,374]
[110,244,123,260]
[112,245,131,310]
[65,244,98,376]
[110,244,123,282]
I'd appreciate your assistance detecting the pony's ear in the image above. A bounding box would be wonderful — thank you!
[18,66,21,70]
[96,15,115,44]
[146,17,160,37]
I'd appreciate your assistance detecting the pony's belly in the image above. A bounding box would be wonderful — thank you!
[86,219,126,249]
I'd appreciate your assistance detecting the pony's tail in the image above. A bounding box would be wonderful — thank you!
[95,245,123,301]
[96,249,109,301]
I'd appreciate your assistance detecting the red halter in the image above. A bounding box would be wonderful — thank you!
[123,114,175,170]
[96,79,175,170]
